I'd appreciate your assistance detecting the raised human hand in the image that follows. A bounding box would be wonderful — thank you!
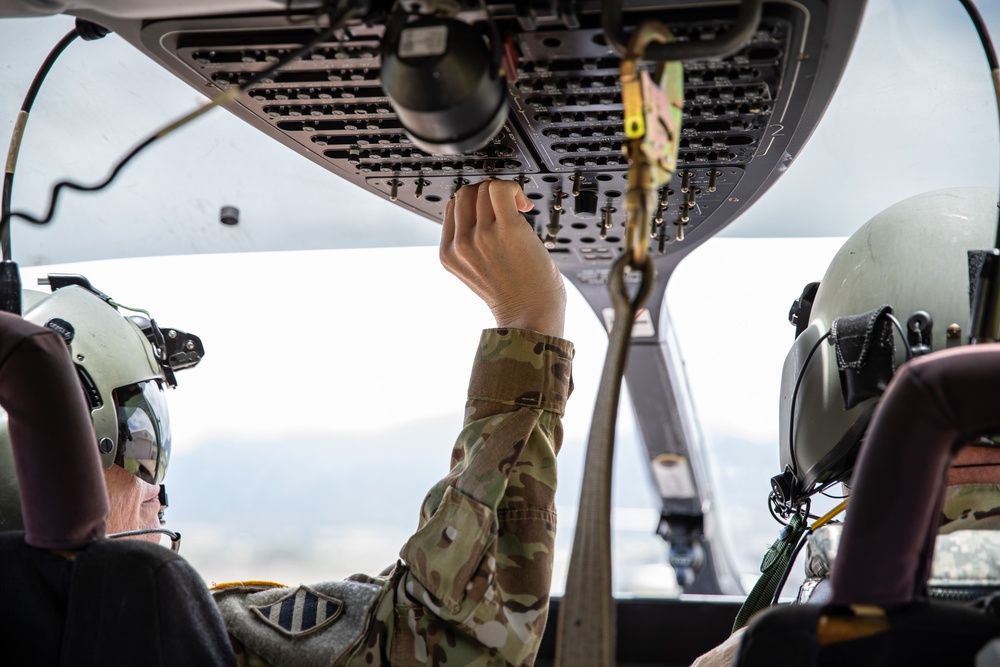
[440,179,567,338]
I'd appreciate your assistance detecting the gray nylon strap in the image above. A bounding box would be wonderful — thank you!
[555,253,655,667]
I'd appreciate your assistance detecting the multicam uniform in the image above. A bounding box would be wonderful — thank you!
[213,328,574,667]
[796,484,1000,605]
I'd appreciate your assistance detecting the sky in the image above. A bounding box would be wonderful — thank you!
[2,0,999,591]
[18,250,608,451]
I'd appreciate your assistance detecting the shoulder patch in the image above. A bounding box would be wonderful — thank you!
[214,578,391,667]
[250,585,345,637]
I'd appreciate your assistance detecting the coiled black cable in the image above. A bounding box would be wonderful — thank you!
[1,28,80,260]
[0,3,355,236]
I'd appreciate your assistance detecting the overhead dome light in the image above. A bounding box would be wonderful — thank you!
[380,16,508,155]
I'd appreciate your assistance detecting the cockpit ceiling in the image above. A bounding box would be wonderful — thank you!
[81,0,863,276]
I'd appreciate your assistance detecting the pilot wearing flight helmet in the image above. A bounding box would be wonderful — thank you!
[692,186,1000,667]
[0,274,234,666]
[776,186,1000,607]
[0,276,202,546]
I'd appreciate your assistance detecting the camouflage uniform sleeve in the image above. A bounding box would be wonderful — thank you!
[383,327,574,667]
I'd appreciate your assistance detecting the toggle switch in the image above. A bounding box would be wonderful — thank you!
[414,178,430,199]
[708,170,719,193]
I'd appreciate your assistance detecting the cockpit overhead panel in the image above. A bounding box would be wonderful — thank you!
[62,0,867,289]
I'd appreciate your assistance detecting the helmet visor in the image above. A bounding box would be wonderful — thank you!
[113,380,171,485]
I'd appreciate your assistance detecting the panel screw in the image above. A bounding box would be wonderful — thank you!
[98,438,114,455]
[220,206,240,225]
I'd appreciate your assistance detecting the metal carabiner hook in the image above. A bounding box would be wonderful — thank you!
[620,21,683,267]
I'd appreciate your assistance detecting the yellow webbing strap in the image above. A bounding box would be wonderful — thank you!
[210,580,287,592]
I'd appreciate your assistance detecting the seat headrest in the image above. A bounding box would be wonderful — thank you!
[0,312,108,549]
[832,344,1000,606]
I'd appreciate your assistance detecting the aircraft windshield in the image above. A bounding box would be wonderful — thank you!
[20,252,675,594]
[3,0,999,599]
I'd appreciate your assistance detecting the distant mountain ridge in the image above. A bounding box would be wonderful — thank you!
[167,415,465,534]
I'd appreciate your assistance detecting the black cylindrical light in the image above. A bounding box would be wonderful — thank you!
[381,17,508,155]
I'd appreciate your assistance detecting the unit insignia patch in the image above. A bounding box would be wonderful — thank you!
[249,585,345,637]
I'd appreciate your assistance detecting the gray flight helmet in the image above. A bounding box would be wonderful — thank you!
[778,187,999,500]
[0,280,203,532]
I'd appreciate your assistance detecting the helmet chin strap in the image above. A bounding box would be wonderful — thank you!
[107,527,181,553]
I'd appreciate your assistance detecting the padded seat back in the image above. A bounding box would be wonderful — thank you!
[0,530,235,666]
[736,601,1000,667]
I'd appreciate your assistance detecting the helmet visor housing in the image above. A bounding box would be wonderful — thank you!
[113,380,171,485]
[22,285,163,475]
